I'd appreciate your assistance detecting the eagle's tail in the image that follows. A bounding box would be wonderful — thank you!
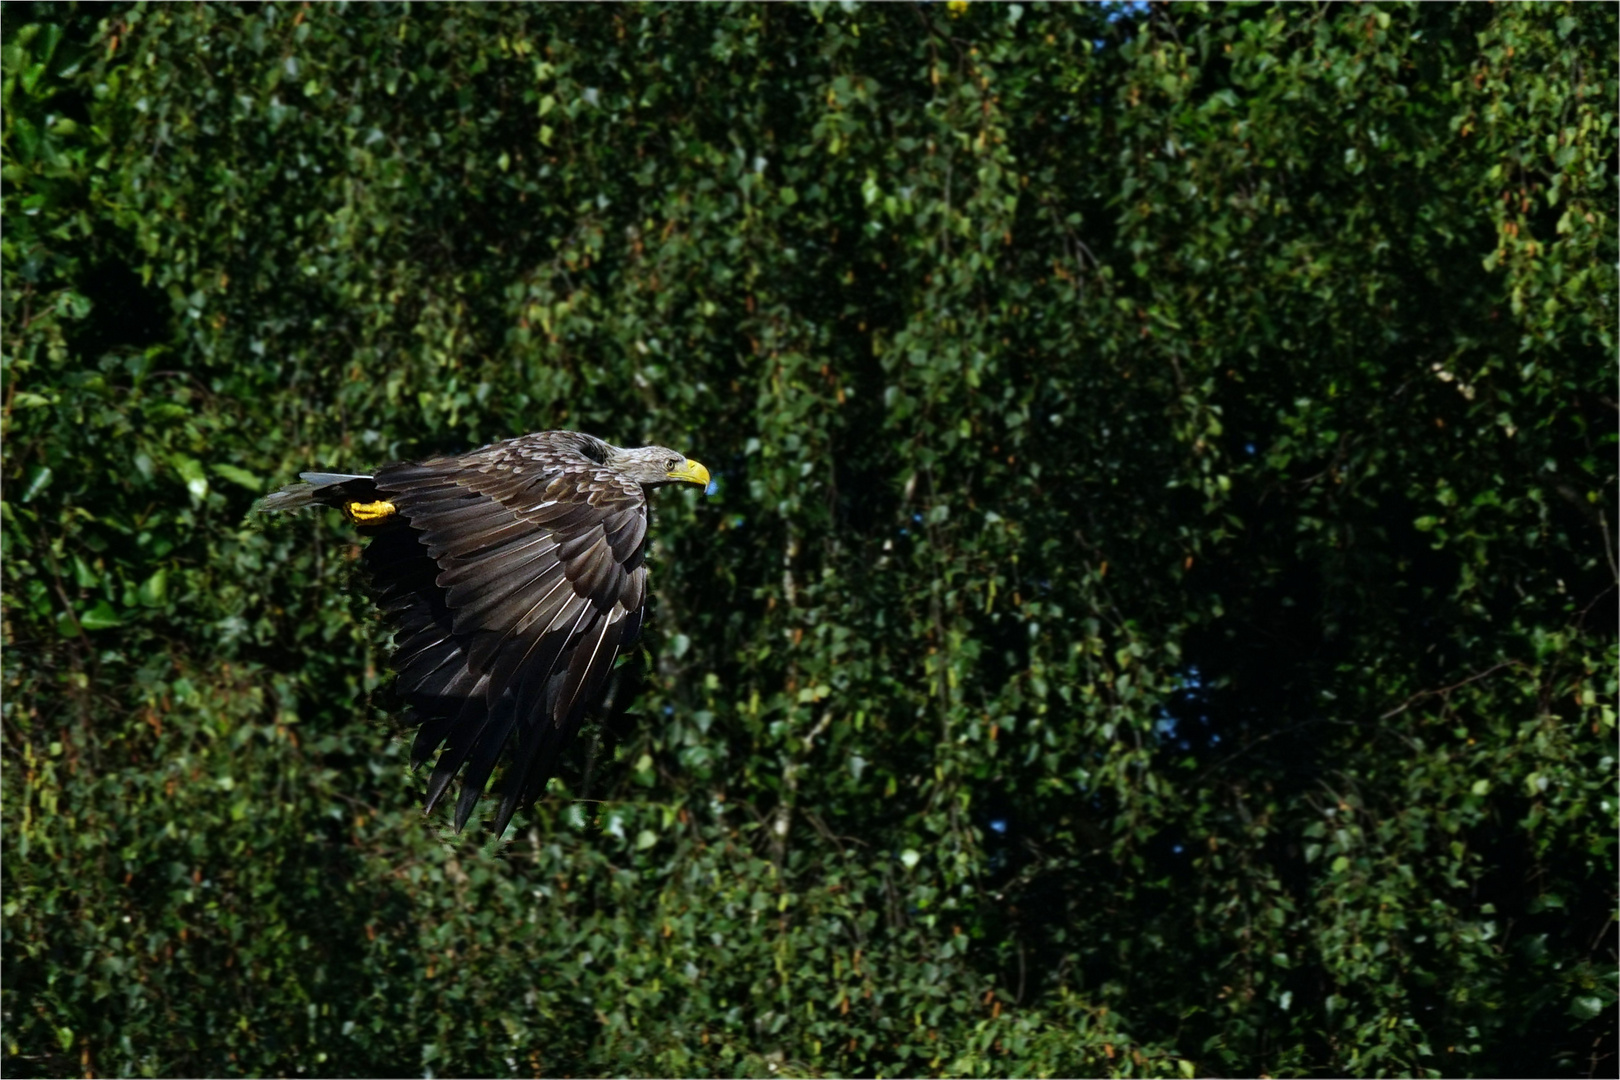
[259,472,379,514]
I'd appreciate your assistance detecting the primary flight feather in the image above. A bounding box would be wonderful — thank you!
[261,430,709,835]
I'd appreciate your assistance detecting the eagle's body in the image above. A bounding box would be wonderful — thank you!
[261,430,709,835]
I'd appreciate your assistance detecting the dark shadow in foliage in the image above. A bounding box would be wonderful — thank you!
[67,256,169,361]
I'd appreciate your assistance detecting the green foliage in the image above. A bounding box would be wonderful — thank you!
[3,3,1613,1077]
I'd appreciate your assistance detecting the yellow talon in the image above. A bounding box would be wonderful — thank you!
[344,500,397,524]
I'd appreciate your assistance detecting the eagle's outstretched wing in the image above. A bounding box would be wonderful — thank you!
[364,433,649,834]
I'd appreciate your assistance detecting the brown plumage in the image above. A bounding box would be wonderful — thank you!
[261,430,710,835]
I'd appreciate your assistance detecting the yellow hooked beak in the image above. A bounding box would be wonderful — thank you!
[666,458,711,488]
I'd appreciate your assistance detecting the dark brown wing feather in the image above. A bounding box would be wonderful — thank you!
[360,432,649,834]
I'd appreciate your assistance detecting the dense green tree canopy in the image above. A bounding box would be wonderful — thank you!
[3,3,1614,1077]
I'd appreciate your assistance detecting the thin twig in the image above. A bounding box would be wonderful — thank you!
[1377,660,1521,721]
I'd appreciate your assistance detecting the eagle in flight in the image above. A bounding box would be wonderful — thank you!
[262,430,709,835]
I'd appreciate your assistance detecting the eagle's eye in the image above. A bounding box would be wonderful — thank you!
[666,456,682,472]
